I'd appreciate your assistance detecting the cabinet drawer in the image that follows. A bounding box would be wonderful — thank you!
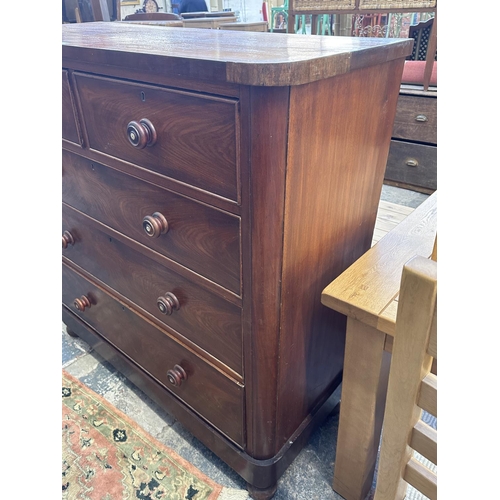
[392,94,437,144]
[385,140,437,191]
[74,73,240,201]
[62,204,243,375]
[62,70,81,145]
[62,262,244,447]
[62,151,241,294]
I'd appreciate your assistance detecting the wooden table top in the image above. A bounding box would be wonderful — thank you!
[321,192,437,337]
[62,22,413,86]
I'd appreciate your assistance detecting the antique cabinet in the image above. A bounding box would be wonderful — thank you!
[62,23,412,499]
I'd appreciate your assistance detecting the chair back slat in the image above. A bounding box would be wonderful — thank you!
[410,420,437,465]
[418,373,437,417]
[403,457,437,500]
[373,255,437,500]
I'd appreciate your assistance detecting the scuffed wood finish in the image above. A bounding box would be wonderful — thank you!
[392,94,437,144]
[62,22,412,86]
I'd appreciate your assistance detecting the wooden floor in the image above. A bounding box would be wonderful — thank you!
[372,200,414,246]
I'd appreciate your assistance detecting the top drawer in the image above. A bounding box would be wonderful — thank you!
[73,73,240,202]
[392,94,437,145]
[62,70,82,146]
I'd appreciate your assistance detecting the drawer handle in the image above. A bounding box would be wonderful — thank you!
[167,364,187,387]
[405,158,419,167]
[143,212,169,238]
[74,295,91,312]
[62,230,75,249]
[415,114,428,122]
[126,118,157,149]
[157,292,180,315]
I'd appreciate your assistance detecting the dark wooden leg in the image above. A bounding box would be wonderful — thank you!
[247,482,277,500]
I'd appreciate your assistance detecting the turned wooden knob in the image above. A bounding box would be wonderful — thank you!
[126,118,157,149]
[62,230,75,249]
[167,364,187,387]
[74,295,91,312]
[143,212,169,238]
[156,292,180,315]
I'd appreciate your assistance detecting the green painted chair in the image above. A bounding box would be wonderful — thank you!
[270,0,307,34]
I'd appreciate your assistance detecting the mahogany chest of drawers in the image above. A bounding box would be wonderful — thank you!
[62,23,412,499]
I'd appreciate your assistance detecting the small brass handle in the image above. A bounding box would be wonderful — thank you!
[126,118,157,149]
[405,158,419,167]
[157,292,180,315]
[74,295,91,312]
[167,364,187,387]
[62,230,75,249]
[143,212,169,238]
[415,114,428,122]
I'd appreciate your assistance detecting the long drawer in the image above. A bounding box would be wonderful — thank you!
[62,150,241,294]
[62,262,244,446]
[385,140,437,191]
[392,94,437,145]
[62,203,243,375]
[73,72,240,201]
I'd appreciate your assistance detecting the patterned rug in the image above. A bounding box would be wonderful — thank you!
[62,370,248,500]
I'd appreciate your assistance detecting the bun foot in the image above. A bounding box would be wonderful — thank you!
[66,327,79,338]
[247,483,277,500]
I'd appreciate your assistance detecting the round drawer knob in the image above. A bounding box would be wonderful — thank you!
[405,158,419,167]
[143,212,169,238]
[62,230,75,249]
[167,364,187,387]
[126,118,157,149]
[74,295,91,312]
[157,292,180,315]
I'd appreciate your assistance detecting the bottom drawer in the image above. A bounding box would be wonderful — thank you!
[385,140,437,191]
[62,262,244,447]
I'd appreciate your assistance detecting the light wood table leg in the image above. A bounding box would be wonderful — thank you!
[333,318,391,500]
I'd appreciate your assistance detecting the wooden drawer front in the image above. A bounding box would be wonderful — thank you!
[62,204,243,375]
[74,73,239,201]
[62,263,244,446]
[62,70,81,145]
[392,94,437,144]
[385,140,437,191]
[62,151,241,294]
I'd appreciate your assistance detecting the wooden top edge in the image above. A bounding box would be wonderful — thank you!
[62,22,413,86]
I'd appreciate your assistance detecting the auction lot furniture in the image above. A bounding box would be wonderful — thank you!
[321,191,437,500]
[62,23,411,498]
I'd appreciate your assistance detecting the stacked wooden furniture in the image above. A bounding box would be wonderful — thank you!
[385,85,436,193]
[374,254,437,500]
[62,22,411,499]
[321,192,437,500]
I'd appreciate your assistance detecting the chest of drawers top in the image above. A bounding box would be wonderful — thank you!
[62,22,412,87]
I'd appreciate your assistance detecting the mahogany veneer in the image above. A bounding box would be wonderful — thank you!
[62,23,412,499]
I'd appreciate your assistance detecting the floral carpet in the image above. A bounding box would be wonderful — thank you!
[62,370,248,500]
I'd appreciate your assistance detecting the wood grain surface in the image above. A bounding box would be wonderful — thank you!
[62,22,413,86]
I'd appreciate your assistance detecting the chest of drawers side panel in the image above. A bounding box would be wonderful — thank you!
[276,59,406,446]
